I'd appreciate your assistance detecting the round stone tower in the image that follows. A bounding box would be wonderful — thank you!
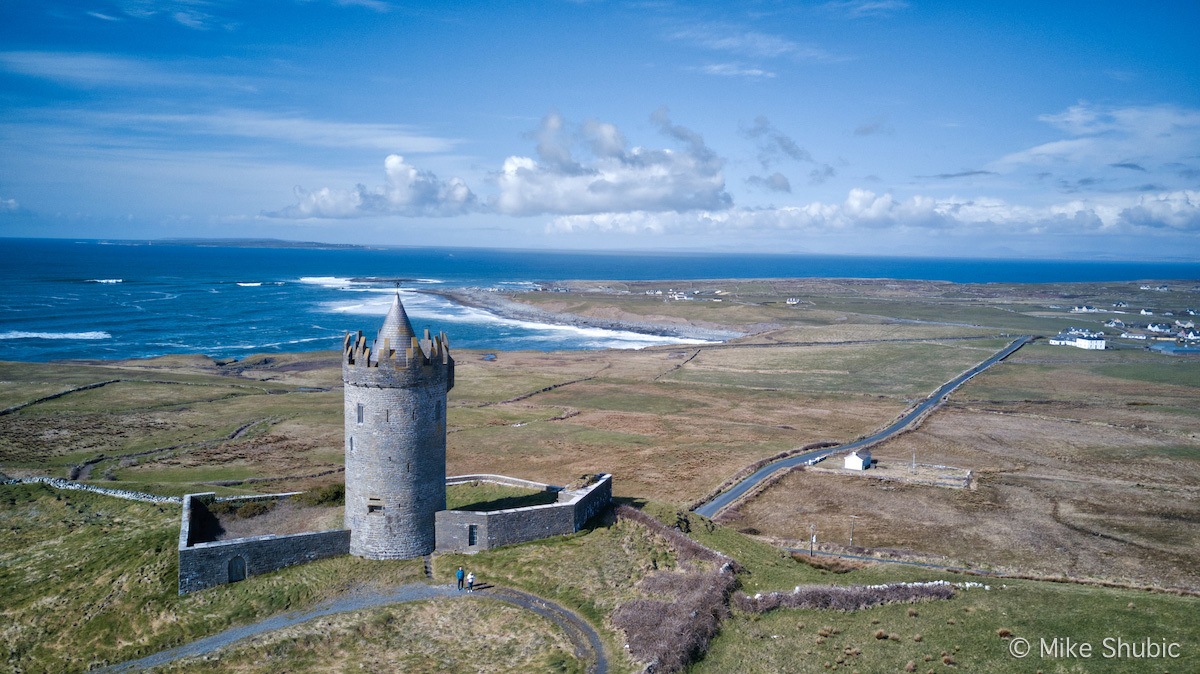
[343,293,454,559]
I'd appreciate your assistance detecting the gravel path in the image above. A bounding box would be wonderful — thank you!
[95,583,606,673]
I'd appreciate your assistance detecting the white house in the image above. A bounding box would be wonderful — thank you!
[1105,319,1126,328]
[1050,330,1106,349]
[1070,305,1099,313]
[1140,309,1154,316]
[844,449,872,471]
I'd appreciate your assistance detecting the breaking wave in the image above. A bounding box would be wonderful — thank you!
[0,330,113,340]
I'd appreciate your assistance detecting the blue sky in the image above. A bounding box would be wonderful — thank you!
[1,1,1198,259]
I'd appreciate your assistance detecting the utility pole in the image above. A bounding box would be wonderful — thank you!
[809,523,816,557]
[849,515,859,548]
[911,450,916,475]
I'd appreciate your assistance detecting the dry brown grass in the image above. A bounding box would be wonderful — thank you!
[727,354,1200,591]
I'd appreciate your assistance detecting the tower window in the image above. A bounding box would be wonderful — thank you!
[367,497,383,513]
[349,436,354,452]
[356,403,365,424]
[468,524,478,546]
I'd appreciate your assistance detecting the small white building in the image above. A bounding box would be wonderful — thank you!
[1050,330,1106,349]
[844,449,872,471]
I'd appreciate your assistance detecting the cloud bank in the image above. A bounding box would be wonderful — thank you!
[493,109,731,216]
[270,154,475,218]
[548,188,1200,236]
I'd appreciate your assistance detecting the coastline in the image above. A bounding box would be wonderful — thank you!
[424,288,745,343]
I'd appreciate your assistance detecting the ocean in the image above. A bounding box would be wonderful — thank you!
[2,238,1198,362]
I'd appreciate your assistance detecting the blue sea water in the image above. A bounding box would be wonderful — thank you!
[1,238,1198,362]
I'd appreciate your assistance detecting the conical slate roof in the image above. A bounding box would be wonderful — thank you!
[373,292,416,355]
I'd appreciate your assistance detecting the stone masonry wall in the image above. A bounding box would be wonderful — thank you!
[344,376,447,559]
[435,474,612,553]
[178,493,350,594]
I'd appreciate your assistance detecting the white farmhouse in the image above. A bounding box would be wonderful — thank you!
[844,449,872,471]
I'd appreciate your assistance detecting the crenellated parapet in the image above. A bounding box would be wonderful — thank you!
[342,327,454,390]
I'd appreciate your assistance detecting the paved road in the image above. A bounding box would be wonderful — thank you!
[694,336,1032,519]
[97,583,606,674]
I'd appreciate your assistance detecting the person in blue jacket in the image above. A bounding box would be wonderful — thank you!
[456,566,465,591]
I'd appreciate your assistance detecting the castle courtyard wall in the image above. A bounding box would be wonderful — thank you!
[178,493,350,595]
[435,474,612,553]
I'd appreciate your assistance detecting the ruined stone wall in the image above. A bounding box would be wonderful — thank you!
[177,493,349,594]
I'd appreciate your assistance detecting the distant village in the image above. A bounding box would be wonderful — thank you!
[1054,283,1200,354]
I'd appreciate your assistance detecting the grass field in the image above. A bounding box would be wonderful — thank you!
[155,598,585,674]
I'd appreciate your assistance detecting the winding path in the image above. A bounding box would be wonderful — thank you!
[96,583,606,674]
[694,336,1032,519]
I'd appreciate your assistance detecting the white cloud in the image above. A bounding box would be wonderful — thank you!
[1119,191,1200,231]
[0,51,252,90]
[698,63,776,78]
[109,110,459,153]
[823,1,910,18]
[493,110,731,216]
[269,154,475,218]
[994,103,1200,172]
[670,24,842,62]
[335,0,391,11]
[1,198,19,212]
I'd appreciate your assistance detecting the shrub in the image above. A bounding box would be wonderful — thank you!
[611,569,738,673]
[610,506,744,673]
[296,483,345,507]
[236,500,274,518]
[996,628,1013,638]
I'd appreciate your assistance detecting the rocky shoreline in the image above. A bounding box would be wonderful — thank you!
[424,288,745,343]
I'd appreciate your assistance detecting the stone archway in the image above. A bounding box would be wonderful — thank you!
[228,555,246,583]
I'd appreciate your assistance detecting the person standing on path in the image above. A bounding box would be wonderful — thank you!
[466,571,475,592]
[456,566,465,591]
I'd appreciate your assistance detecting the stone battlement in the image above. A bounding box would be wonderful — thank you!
[342,328,454,389]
